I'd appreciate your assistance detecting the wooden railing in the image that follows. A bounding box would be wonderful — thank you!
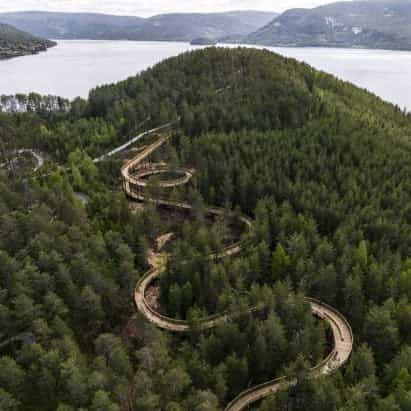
[124,126,353,411]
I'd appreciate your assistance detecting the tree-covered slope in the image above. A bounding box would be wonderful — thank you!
[84,47,411,151]
[245,0,411,50]
[0,11,277,42]
[134,11,278,42]
[0,12,146,40]
[0,22,55,59]
[1,47,411,410]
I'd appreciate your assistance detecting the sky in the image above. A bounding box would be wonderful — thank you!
[0,0,340,17]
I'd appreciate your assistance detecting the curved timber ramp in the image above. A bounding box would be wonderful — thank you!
[122,128,353,411]
[0,149,44,173]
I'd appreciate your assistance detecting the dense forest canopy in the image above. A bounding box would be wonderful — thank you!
[1,47,411,410]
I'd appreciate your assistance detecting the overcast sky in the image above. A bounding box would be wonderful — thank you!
[0,0,340,17]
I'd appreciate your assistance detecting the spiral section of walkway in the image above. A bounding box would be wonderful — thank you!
[122,128,353,411]
[0,149,44,173]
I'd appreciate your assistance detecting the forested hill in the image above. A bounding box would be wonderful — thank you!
[1,48,411,410]
[84,47,411,147]
[244,0,411,50]
[0,11,277,42]
[0,22,55,59]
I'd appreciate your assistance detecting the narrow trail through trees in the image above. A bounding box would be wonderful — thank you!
[122,128,354,411]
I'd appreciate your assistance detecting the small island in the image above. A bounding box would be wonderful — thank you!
[190,37,217,46]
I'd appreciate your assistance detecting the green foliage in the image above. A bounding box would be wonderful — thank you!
[0,172,151,409]
[0,22,55,59]
[2,47,411,410]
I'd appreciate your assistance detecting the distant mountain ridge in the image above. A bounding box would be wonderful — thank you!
[244,0,411,50]
[3,3,411,52]
[0,22,55,59]
[0,10,277,42]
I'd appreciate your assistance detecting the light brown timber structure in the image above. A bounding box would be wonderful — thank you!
[121,127,353,411]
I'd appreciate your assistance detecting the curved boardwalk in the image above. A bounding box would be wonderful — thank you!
[0,149,44,173]
[122,129,353,411]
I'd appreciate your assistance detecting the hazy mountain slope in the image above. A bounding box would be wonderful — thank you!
[0,22,55,59]
[0,12,145,40]
[134,12,276,41]
[245,0,411,50]
[222,10,278,28]
[0,10,277,41]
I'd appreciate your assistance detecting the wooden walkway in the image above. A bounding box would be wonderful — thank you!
[122,129,353,411]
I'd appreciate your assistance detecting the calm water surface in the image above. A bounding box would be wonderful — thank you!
[0,41,202,99]
[0,40,410,110]
[265,45,411,111]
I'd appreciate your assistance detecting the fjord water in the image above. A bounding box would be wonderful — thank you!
[267,46,411,111]
[0,41,202,100]
[0,40,410,110]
